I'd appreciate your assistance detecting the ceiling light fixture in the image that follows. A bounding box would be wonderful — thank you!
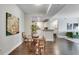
[34,4,42,6]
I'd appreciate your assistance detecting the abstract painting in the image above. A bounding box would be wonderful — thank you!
[73,23,78,29]
[6,12,19,36]
[67,23,72,30]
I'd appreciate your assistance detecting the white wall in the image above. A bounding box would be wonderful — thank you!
[58,18,79,32]
[50,5,79,33]
[0,4,25,55]
[43,22,48,28]
[24,15,32,36]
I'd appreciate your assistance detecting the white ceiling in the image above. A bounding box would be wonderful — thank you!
[17,4,49,15]
[17,4,65,22]
[47,4,65,17]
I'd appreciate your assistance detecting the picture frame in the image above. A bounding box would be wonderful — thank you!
[6,12,19,36]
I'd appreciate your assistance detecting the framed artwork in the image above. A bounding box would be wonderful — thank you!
[6,12,19,36]
[73,23,78,29]
[67,23,78,30]
[67,23,72,30]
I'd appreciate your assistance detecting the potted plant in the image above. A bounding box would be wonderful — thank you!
[66,32,73,38]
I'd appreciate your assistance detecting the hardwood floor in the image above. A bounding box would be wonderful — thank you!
[9,38,79,55]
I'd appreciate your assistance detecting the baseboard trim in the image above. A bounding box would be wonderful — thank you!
[4,41,23,55]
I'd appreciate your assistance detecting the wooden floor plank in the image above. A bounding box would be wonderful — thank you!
[9,38,79,55]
